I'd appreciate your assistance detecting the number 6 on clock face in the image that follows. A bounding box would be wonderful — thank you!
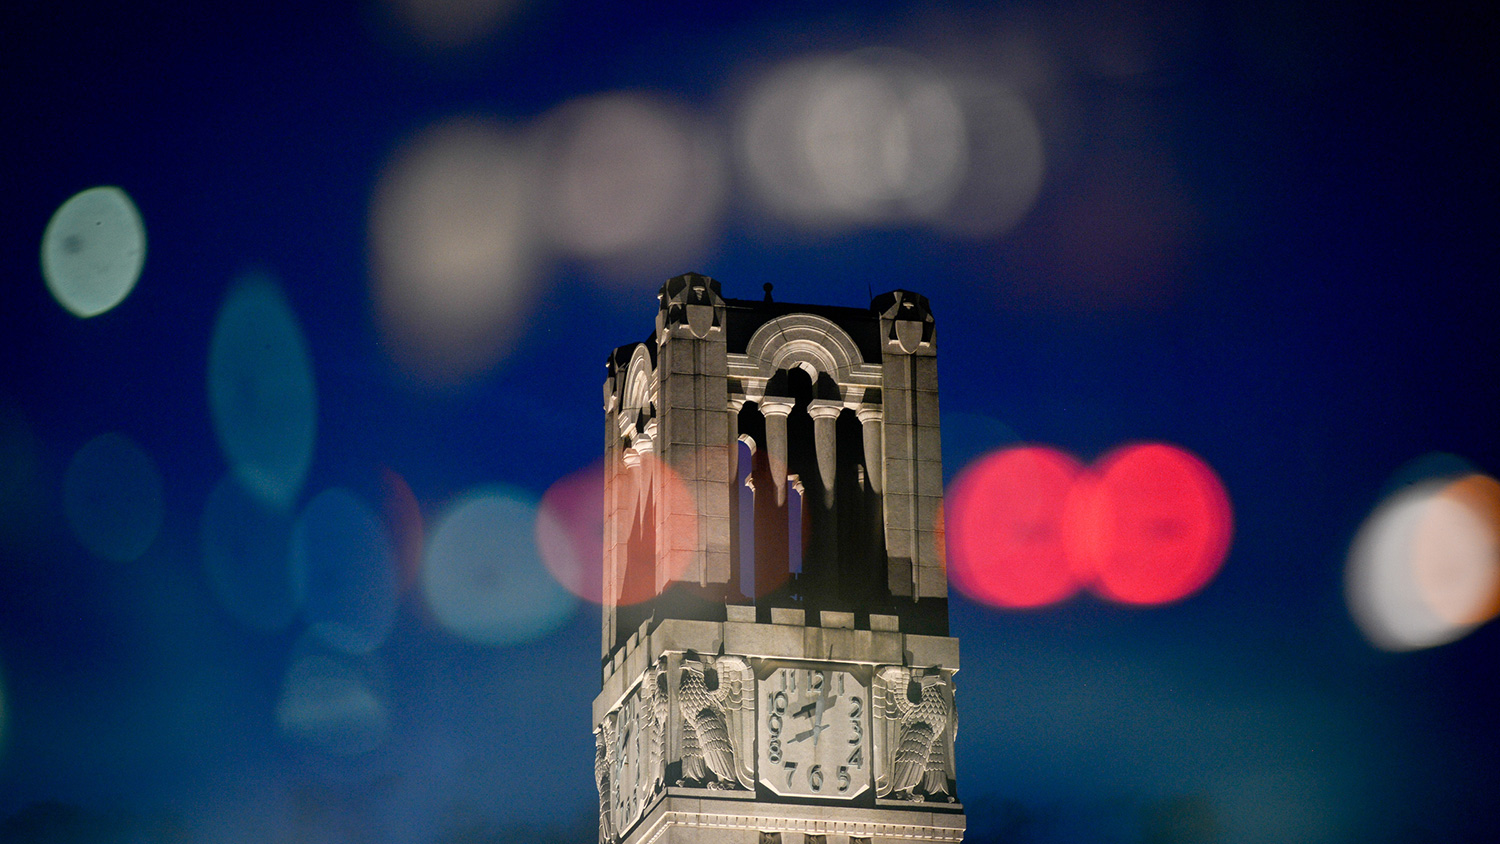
[757,666,871,798]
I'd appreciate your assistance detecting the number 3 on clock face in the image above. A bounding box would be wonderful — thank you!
[756,666,870,799]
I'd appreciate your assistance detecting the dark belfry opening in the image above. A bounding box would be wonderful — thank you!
[735,437,755,600]
[836,406,883,609]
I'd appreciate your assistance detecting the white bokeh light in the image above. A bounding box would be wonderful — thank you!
[536,93,725,279]
[380,0,525,51]
[739,50,968,227]
[931,78,1046,236]
[1347,476,1500,651]
[370,118,540,382]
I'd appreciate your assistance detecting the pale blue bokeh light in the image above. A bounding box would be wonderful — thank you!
[292,488,399,655]
[41,186,147,318]
[276,645,389,757]
[207,273,317,510]
[422,486,577,646]
[63,432,164,563]
[201,474,298,632]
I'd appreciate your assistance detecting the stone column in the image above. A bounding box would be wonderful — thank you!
[759,397,794,507]
[807,399,842,508]
[855,406,883,494]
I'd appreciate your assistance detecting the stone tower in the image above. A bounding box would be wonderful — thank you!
[593,273,963,844]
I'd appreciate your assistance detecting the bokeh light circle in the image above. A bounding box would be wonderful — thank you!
[370,118,539,382]
[1413,475,1500,626]
[932,80,1046,237]
[1347,474,1500,651]
[292,488,399,655]
[1067,443,1233,606]
[537,461,606,604]
[539,453,700,605]
[739,50,968,226]
[207,272,318,510]
[946,446,1083,608]
[422,485,577,645]
[41,186,146,317]
[63,432,164,563]
[201,474,298,632]
[536,93,724,276]
[276,643,389,757]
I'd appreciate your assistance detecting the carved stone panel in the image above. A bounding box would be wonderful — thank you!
[676,651,755,790]
[871,666,958,802]
[609,685,649,836]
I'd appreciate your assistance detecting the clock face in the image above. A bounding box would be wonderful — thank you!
[757,666,870,799]
[610,687,648,834]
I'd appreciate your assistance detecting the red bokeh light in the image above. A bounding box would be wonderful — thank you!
[537,461,606,604]
[1067,443,1233,605]
[946,442,1233,609]
[946,446,1085,608]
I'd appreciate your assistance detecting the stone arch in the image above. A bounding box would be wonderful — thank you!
[745,314,864,384]
[621,343,655,438]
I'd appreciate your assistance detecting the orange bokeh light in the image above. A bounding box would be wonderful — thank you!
[947,446,1085,608]
[1412,474,1500,627]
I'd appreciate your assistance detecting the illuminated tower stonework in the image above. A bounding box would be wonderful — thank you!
[594,274,963,844]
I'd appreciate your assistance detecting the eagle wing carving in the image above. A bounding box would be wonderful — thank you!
[873,665,954,801]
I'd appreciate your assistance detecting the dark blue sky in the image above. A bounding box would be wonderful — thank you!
[3,1,1497,841]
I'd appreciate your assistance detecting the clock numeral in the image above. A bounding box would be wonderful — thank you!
[849,694,861,717]
[810,670,825,692]
[849,719,862,744]
[836,765,851,792]
[784,761,798,787]
[808,764,824,792]
[847,744,863,767]
[767,688,787,765]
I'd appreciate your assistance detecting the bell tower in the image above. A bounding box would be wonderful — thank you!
[594,273,964,844]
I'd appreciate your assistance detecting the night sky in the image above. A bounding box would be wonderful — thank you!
[3,1,1497,842]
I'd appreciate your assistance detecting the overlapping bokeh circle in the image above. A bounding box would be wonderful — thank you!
[947,442,1233,608]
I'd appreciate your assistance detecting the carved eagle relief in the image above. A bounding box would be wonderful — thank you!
[872,665,957,802]
[644,655,670,797]
[677,651,755,789]
[595,715,617,844]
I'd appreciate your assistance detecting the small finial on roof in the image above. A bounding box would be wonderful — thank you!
[763,283,774,302]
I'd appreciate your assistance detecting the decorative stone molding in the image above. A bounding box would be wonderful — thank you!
[744,313,864,380]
